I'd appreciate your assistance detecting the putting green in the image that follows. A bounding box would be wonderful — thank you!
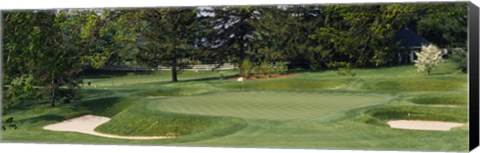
[150,91,388,120]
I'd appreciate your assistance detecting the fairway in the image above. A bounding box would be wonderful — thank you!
[150,91,388,120]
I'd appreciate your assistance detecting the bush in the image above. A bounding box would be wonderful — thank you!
[252,65,261,77]
[274,62,288,74]
[327,61,356,77]
[259,62,272,77]
[240,60,253,78]
[449,48,467,73]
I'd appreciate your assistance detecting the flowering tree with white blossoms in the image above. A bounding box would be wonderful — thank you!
[414,44,443,75]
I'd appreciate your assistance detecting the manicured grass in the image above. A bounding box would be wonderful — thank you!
[150,91,388,120]
[1,62,469,151]
[95,99,247,137]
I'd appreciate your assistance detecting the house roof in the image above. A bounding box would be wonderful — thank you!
[393,27,430,48]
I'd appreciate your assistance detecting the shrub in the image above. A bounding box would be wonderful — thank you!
[240,60,253,78]
[327,61,356,77]
[414,44,443,75]
[274,62,288,74]
[259,62,272,77]
[449,48,467,73]
[252,65,261,77]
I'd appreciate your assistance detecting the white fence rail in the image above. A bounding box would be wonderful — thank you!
[102,63,236,71]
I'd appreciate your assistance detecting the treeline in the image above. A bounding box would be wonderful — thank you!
[1,3,467,108]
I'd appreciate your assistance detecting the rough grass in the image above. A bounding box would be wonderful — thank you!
[409,96,467,105]
[365,106,468,122]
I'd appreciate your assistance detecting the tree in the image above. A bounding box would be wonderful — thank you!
[136,8,201,82]
[2,12,43,109]
[212,6,262,77]
[2,10,109,108]
[414,3,468,48]
[2,11,73,108]
[307,4,414,68]
[414,44,443,75]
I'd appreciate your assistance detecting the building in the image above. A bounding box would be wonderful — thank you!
[393,27,431,63]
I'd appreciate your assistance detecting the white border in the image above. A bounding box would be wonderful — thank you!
[0,0,478,153]
[0,0,473,10]
[0,143,456,153]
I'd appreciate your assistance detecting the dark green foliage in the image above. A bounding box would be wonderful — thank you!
[449,48,467,73]
[2,117,17,131]
[240,60,253,78]
[273,62,288,74]
[3,11,84,108]
[259,62,272,77]
[414,3,468,48]
[135,8,202,82]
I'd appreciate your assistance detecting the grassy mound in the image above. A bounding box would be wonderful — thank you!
[409,96,467,105]
[364,77,466,92]
[95,101,247,138]
[365,106,467,123]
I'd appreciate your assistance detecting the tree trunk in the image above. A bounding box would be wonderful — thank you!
[171,67,178,82]
[51,80,56,107]
[238,40,246,78]
[171,58,178,83]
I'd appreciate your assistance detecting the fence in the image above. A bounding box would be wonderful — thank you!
[102,63,237,71]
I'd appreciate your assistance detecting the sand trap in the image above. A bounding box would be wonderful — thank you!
[387,120,464,131]
[43,115,173,140]
[427,104,461,108]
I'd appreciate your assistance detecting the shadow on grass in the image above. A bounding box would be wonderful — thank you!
[82,70,155,79]
[139,74,237,86]
[17,114,66,125]
[5,100,51,113]
[180,74,237,83]
[74,97,124,117]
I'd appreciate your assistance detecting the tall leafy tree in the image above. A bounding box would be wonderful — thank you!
[2,11,42,110]
[2,10,115,108]
[414,3,468,48]
[136,8,201,82]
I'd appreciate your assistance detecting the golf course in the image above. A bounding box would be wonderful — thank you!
[1,61,468,151]
[2,3,469,151]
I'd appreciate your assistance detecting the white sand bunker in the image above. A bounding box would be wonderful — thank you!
[387,120,464,131]
[43,115,173,140]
